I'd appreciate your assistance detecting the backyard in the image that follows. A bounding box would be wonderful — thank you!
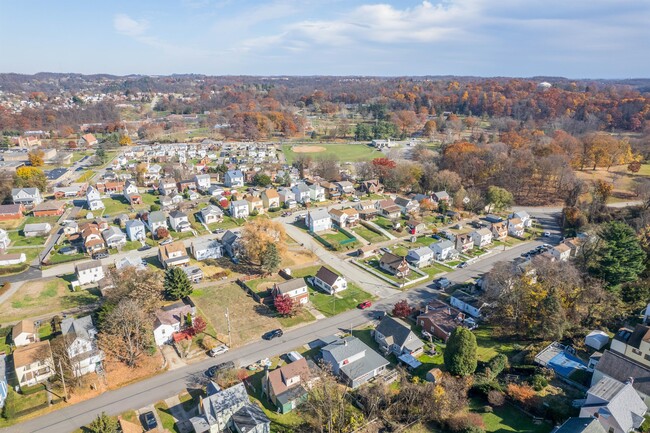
[469,398,552,433]
[352,225,388,243]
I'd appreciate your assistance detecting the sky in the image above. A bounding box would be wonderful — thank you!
[1,0,649,78]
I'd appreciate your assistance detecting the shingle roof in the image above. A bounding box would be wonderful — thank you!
[375,316,422,350]
[12,319,35,340]
[553,418,606,433]
[314,266,341,287]
[275,278,307,294]
[75,260,102,272]
[13,340,52,368]
[595,350,650,396]
[61,315,96,341]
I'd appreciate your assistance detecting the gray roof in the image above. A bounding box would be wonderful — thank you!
[309,209,331,221]
[231,403,270,433]
[588,375,626,402]
[432,239,453,250]
[200,382,248,425]
[12,187,39,196]
[200,205,223,217]
[61,315,96,341]
[292,183,310,193]
[275,278,307,294]
[553,418,606,433]
[375,316,423,351]
[148,210,166,223]
[434,191,449,199]
[231,199,248,207]
[169,210,187,219]
[23,223,50,232]
[226,169,243,178]
[221,230,239,246]
[102,226,125,240]
[394,197,414,207]
[582,377,646,432]
[125,219,145,229]
[334,339,389,381]
[407,246,432,259]
[75,260,102,272]
[595,350,650,396]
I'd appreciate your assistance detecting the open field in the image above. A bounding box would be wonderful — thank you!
[281,143,380,163]
[574,164,650,203]
[352,225,389,243]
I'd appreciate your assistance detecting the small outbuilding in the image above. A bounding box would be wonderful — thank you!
[585,330,610,351]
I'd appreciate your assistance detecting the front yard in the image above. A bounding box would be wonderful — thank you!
[309,283,374,317]
[352,225,388,243]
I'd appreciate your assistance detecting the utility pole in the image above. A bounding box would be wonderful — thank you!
[58,359,67,402]
[225,308,232,348]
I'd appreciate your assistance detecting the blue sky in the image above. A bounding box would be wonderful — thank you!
[1,0,649,78]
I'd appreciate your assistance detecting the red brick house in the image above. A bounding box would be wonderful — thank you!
[32,201,66,217]
[0,204,24,221]
[417,300,466,342]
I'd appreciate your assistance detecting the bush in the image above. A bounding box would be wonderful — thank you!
[2,387,16,419]
[487,390,505,406]
[530,374,548,391]
[21,383,46,395]
[268,207,280,213]
[201,335,217,350]
[486,354,508,379]
[482,405,493,413]
[507,383,537,409]
[446,413,485,433]
[472,380,503,397]
[150,204,161,211]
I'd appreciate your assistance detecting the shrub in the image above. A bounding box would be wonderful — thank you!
[201,335,217,350]
[21,383,46,395]
[482,405,493,413]
[530,374,548,391]
[486,354,508,379]
[2,388,16,419]
[507,383,537,409]
[487,390,505,406]
[446,413,485,433]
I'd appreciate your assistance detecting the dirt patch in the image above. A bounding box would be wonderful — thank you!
[105,351,165,390]
[282,249,317,268]
[292,145,326,153]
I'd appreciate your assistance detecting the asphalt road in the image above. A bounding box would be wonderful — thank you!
[2,238,545,433]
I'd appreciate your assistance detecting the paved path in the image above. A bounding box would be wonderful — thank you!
[362,220,396,240]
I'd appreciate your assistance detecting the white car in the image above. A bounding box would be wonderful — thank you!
[543,231,551,237]
[209,344,229,357]
[351,197,361,202]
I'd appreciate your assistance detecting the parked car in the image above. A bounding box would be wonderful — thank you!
[137,244,152,252]
[206,361,236,377]
[543,231,551,237]
[380,247,391,253]
[142,411,157,431]
[457,262,468,268]
[263,329,283,340]
[351,197,361,202]
[358,300,372,309]
[431,234,441,240]
[286,351,304,362]
[433,277,451,290]
[92,252,108,260]
[209,344,229,357]
[213,228,225,234]
[160,238,173,246]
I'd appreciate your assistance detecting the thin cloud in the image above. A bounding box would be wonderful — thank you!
[113,14,149,37]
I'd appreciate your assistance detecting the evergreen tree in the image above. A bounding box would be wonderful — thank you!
[536,289,566,340]
[260,243,282,274]
[88,412,119,433]
[164,267,193,300]
[591,221,646,287]
[444,327,477,377]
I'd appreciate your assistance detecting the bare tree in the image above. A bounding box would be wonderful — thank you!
[98,299,153,368]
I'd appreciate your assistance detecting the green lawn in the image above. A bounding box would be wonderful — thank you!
[245,371,306,432]
[363,258,414,284]
[22,215,60,228]
[277,308,316,328]
[46,251,86,265]
[282,143,380,164]
[76,170,96,183]
[421,264,449,278]
[102,197,134,216]
[412,343,446,379]
[470,398,552,433]
[320,231,353,243]
[374,216,408,237]
[473,327,524,363]
[309,282,374,317]
[8,230,46,247]
[352,226,388,243]
[170,231,195,240]
[155,401,177,432]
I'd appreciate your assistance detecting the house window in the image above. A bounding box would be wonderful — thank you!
[633,348,642,356]
[645,354,650,362]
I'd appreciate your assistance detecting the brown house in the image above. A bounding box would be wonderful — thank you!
[379,252,410,278]
[32,201,65,217]
[96,181,125,194]
[0,204,24,221]
[361,179,383,195]
[417,300,465,342]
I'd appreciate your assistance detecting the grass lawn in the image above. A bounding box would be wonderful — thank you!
[391,246,409,257]
[277,308,316,328]
[22,215,60,227]
[101,197,134,216]
[352,225,388,243]
[363,258,417,284]
[374,216,407,237]
[282,143,380,164]
[412,343,445,379]
[320,231,352,243]
[46,250,86,265]
[473,327,524,363]
[309,283,373,317]
[0,327,11,353]
[170,231,195,240]
[76,170,96,183]
[207,216,241,231]
[469,398,552,433]
[7,230,46,247]
[155,401,177,432]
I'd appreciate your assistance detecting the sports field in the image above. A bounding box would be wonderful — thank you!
[282,143,380,163]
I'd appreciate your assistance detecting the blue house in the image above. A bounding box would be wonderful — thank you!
[224,170,244,187]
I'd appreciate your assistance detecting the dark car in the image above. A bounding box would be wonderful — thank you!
[457,261,468,268]
[92,252,108,260]
[213,228,225,234]
[137,244,152,252]
[431,234,441,240]
[358,300,372,309]
[142,411,157,431]
[263,329,283,340]
[206,361,236,377]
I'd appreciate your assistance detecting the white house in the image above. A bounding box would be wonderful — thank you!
[11,188,42,206]
[306,209,332,233]
[309,184,326,202]
[291,183,311,204]
[168,210,191,232]
[23,223,51,237]
[579,377,646,433]
[60,316,104,377]
[101,226,127,248]
[261,189,280,209]
[430,240,457,261]
[507,218,525,238]
[147,211,168,235]
[551,244,571,262]
[194,174,212,191]
[406,246,434,268]
[511,210,532,228]
[12,320,38,347]
[0,229,10,251]
[224,170,244,187]
[125,219,146,241]
[230,200,249,219]
[450,290,486,318]
[75,260,105,285]
[158,178,178,196]
[13,341,54,388]
[312,266,347,295]
[272,278,309,305]
[470,228,493,248]
[123,180,139,196]
[153,301,195,346]
[198,205,223,225]
[86,186,104,211]
[190,238,223,261]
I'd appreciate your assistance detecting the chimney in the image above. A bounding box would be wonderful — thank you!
[627,377,634,385]
[344,339,348,346]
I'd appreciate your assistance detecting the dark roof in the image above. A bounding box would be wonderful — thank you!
[231,403,270,432]
[221,230,239,245]
[613,327,634,344]
[626,324,650,349]
[380,252,405,266]
[314,266,340,287]
[375,315,421,349]
[595,350,650,396]
[554,418,606,433]
[0,204,22,214]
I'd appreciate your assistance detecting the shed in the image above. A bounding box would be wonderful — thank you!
[585,330,610,351]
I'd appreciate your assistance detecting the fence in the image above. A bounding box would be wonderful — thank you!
[335,226,358,245]
[235,278,262,303]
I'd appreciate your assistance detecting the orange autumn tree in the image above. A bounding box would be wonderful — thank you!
[240,218,287,266]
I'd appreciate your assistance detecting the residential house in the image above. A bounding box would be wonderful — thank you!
[417,300,466,343]
[198,205,223,225]
[309,184,326,202]
[12,187,42,207]
[13,340,54,388]
[32,201,65,218]
[551,244,572,262]
[320,181,341,199]
[102,226,127,248]
[189,382,270,433]
[305,209,331,233]
[491,221,508,241]
[470,228,493,248]
[0,253,25,266]
[96,181,125,194]
[579,377,646,433]
[320,336,389,388]
[610,325,650,368]
[191,238,223,261]
[394,197,420,215]
[430,239,458,261]
[123,180,139,196]
[79,133,98,146]
[375,199,402,220]
[195,174,212,192]
[60,316,104,377]
[153,301,195,346]
[230,199,249,219]
[221,230,242,259]
[115,254,146,271]
[125,219,146,241]
[12,320,38,347]
[264,358,312,413]
[245,195,264,214]
[312,266,347,295]
[507,218,525,238]
[511,210,532,227]
[158,178,178,196]
[80,224,105,252]
[261,189,280,209]
[291,183,311,204]
[178,179,197,192]
[379,252,410,278]
[0,204,23,221]
[455,234,474,253]
[406,246,434,268]
[0,229,10,251]
[182,266,204,284]
[592,350,650,407]
[159,195,173,208]
[272,278,309,305]
[146,163,162,180]
[224,170,244,187]
[123,182,141,205]
[75,260,105,285]
[158,241,190,269]
[433,191,450,203]
[336,181,355,196]
[361,179,383,195]
[374,315,424,357]
[329,208,358,228]
[146,211,168,236]
[169,210,191,232]
[23,222,51,237]
[0,354,7,409]
[86,186,104,211]
[553,418,606,433]
[406,219,426,235]
[63,220,79,236]
[450,290,486,318]
[563,237,582,258]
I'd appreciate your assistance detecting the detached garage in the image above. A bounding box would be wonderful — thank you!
[585,330,610,351]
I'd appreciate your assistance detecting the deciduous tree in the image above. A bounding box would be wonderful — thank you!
[274,294,296,317]
[240,218,286,265]
[391,300,413,319]
[98,299,153,367]
[14,166,47,191]
[486,186,513,212]
[27,150,44,166]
